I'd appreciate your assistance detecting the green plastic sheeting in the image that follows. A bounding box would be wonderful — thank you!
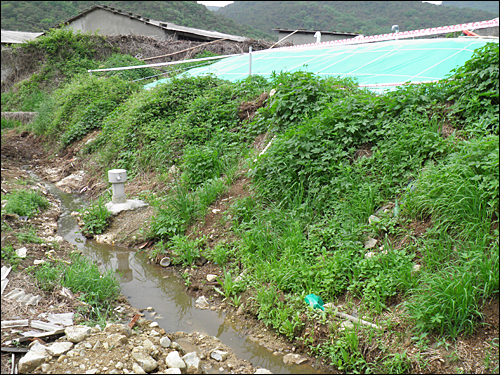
[144,38,498,92]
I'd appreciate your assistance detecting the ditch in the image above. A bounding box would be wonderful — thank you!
[37,172,325,374]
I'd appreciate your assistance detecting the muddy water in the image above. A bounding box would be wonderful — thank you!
[41,180,323,374]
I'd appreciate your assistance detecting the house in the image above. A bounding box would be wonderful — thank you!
[48,4,247,43]
[1,29,43,48]
[273,28,359,45]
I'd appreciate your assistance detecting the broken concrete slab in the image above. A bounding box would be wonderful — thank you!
[1,319,29,328]
[31,320,63,332]
[1,265,12,280]
[4,288,42,305]
[47,312,74,326]
[105,199,148,215]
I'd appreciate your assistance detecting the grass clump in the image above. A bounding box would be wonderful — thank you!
[3,189,49,218]
[78,198,112,237]
[33,252,120,324]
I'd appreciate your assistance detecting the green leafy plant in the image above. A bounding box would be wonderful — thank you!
[169,235,204,266]
[79,198,112,237]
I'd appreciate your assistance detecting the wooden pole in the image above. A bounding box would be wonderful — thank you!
[142,38,229,61]
[270,30,299,49]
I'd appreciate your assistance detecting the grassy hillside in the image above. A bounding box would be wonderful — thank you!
[2,30,498,373]
[218,1,498,36]
[0,0,274,41]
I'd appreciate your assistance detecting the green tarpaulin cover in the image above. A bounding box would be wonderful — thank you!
[144,38,498,92]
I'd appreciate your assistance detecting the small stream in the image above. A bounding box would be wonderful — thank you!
[38,177,324,374]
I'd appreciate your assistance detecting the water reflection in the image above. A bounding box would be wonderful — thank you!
[40,177,324,374]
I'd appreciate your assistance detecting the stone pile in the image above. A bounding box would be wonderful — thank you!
[21,319,271,374]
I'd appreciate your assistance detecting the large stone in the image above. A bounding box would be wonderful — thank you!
[182,352,201,373]
[283,353,307,365]
[210,350,229,362]
[165,351,186,369]
[131,362,147,374]
[132,349,158,373]
[106,333,128,347]
[65,326,91,343]
[195,296,210,310]
[163,369,182,374]
[364,237,378,249]
[255,369,273,374]
[104,323,133,337]
[46,341,74,356]
[18,343,48,373]
[142,338,157,354]
[160,336,172,348]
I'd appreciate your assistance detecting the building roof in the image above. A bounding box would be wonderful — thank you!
[49,4,247,42]
[273,28,359,37]
[1,29,43,44]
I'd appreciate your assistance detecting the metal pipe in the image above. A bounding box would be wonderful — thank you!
[248,46,252,76]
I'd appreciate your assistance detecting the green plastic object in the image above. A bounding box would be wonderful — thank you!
[305,294,325,311]
[144,38,498,94]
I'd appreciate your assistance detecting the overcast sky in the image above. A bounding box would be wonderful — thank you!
[197,1,443,7]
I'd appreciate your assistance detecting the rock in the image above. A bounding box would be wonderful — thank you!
[86,370,98,374]
[206,274,218,282]
[80,364,86,370]
[106,333,128,347]
[368,215,380,224]
[65,326,91,343]
[132,349,158,372]
[339,321,354,331]
[41,363,50,372]
[210,350,229,362]
[149,322,159,328]
[164,369,182,374]
[195,296,210,310]
[15,246,27,258]
[18,347,48,373]
[165,351,186,369]
[364,237,378,249]
[131,362,147,374]
[142,338,157,354]
[104,323,132,337]
[150,329,160,336]
[413,264,421,272]
[236,306,244,315]
[116,361,124,370]
[182,352,201,373]
[160,336,172,348]
[46,342,74,356]
[170,341,184,353]
[255,369,273,374]
[282,353,307,365]
[146,306,154,311]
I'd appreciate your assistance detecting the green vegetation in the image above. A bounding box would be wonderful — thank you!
[1,244,22,271]
[219,1,498,35]
[32,252,121,325]
[2,22,498,372]
[0,1,272,40]
[78,198,113,237]
[3,189,49,218]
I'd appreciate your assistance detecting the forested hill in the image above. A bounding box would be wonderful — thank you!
[0,1,274,41]
[442,1,499,15]
[218,1,498,36]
